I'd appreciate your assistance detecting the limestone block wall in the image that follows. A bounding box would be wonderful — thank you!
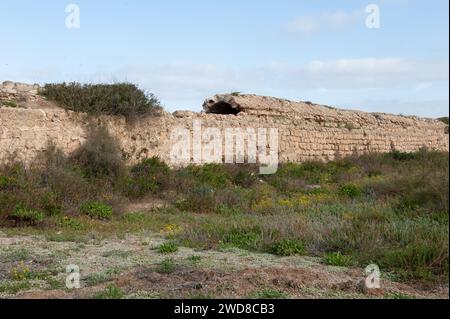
[0,82,448,166]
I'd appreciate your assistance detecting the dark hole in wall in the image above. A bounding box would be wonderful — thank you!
[207,101,240,115]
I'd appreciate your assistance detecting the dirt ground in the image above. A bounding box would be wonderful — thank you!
[0,231,447,299]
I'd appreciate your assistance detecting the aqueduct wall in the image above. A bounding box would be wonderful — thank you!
[0,81,448,166]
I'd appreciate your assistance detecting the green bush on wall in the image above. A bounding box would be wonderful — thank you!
[40,82,162,118]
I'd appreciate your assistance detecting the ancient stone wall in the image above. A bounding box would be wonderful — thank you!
[0,82,448,166]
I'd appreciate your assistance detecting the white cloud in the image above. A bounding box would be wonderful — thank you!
[285,9,365,35]
[2,58,448,115]
[325,10,365,28]
[352,99,449,118]
[299,58,449,89]
[286,15,320,35]
[113,58,448,113]
[414,82,433,91]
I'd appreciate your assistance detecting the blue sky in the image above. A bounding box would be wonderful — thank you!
[0,0,448,117]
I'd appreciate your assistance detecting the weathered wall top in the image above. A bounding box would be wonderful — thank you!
[0,81,40,95]
[203,93,447,131]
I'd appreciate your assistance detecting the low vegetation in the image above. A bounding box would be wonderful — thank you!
[437,117,449,125]
[0,129,448,286]
[80,202,113,220]
[40,82,162,118]
[156,242,179,254]
[157,258,177,274]
[93,284,124,299]
[1,99,17,108]
[323,252,355,267]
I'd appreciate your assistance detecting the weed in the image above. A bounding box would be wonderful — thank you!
[10,205,45,225]
[121,157,170,198]
[93,284,124,299]
[222,230,261,251]
[156,242,179,254]
[323,252,355,267]
[270,239,305,256]
[80,202,113,220]
[156,258,177,274]
[338,183,362,198]
[58,216,85,230]
[10,262,31,281]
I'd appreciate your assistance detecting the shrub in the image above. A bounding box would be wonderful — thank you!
[270,239,305,256]
[156,242,179,254]
[121,157,170,198]
[214,187,248,212]
[371,223,449,282]
[176,184,216,213]
[389,151,418,161]
[40,192,62,216]
[222,230,261,251]
[0,163,26,191]
[437,117,449,125]
[184,164,231,189]
[278,161,327,184]
[1,99,17,108]
[33,144,101,212]
[70,126,126,181]
[225,164,259,188]
[40,82,162,118]
[323,252,355,267]
[338,183,362,198]
[10,205,45,225]
[80,202,113,220]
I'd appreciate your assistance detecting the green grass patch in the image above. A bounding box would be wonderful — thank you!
[80,202,113,220]
[93,284,124,299]
[156,258,177,274]
[248,289,288,299]
[323,252,355,267]
[156,242,179,254]
[270,239,305,256]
